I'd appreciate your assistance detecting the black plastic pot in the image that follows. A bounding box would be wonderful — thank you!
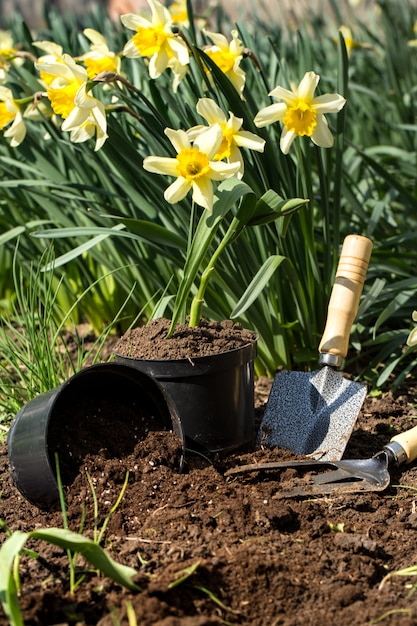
[8,363,185,509]
[115,340,257,454]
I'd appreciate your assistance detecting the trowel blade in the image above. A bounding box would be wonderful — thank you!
[257,366,367,462]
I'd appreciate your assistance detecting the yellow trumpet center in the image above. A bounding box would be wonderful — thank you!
[283,98,317,137]
[214,125,233,160]
[84,56,118,79]
[47,80,80,119]
[0,102,15,129]
[205,49,236,74]
[176,148,210,180]
[133,26,168,57]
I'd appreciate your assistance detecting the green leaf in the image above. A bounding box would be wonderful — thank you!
[29,528,139,591]
[117,218,186,248]
[0,531,29,626]
[230,255,286,318]
[249,194,309,226]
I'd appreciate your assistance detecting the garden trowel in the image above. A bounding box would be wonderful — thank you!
[258,234,373,462]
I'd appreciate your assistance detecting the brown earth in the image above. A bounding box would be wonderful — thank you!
[2,322,417,625]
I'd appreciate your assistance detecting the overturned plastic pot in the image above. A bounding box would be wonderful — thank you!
[115,340,257,454]
[8,363,185,509]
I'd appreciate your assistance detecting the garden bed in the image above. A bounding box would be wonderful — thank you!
[2,377,417,625]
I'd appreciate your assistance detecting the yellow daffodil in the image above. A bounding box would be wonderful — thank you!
[203,29,246,98]
[187,98,265,178]
[254,71,346,154]
[38,53,92,118]
[36,53,108,148]
[121,0,189,81]
[0,86,26,146]
[143,124,240,212]
[169,0,189,27]
[80,29,121,79]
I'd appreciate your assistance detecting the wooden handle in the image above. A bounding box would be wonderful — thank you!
[318,235,373,359]
[390,425,417,464]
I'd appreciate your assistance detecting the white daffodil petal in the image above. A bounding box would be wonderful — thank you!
[92,104,107,135]
[192,177,213,212]
[280,127,297,155]
[314,93,347,113]
[120,13,151,30]
[150,0,172,27]
[33,40,63,56]
[83,28,108,47]
[407,326,417,346]
[143,155,179,176]
[208,160,240,180]
[269,85,297,103]
[4,115,26,147]
[254,102,287,127]
[228,145,244,178]
[149,49,169,78]
[203,30,228,49]
[165,128,190,153]
[297,71,319,100]
[0,85,13,102]
[233,130,265,152]
[311,115,334,148]
[186,125,207,142]
[164,176,190,204]
[70,124,94,143]
[122,40,140,58]
[62,106,89,130]
[169,37,190,66]
[196,98,226,125]
[194,124,223,159]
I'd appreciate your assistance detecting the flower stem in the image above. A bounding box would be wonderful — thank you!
[188,216,240,327]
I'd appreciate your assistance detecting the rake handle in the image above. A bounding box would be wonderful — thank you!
[319,234,373,365]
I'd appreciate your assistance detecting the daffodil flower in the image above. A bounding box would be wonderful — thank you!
[80,29,121,79]
[121,0,189,81]
[169,0,189,27]
[0,86,26,146]
[203,29,246,97]
[143,124,240,212]
[254,71,346,154]
[36,53,108,148]
[187,98,265,178]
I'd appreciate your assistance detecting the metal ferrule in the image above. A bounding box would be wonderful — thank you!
[383,441,408,466]
[318,353,343,369]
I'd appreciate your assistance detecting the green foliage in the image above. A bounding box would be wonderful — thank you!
[0,246,128,426]
[1,0,417,386]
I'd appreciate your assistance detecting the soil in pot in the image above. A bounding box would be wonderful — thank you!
[114,317,257,360]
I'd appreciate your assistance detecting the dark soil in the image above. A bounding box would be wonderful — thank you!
[2,321,417,625]
[114,318,257,360]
